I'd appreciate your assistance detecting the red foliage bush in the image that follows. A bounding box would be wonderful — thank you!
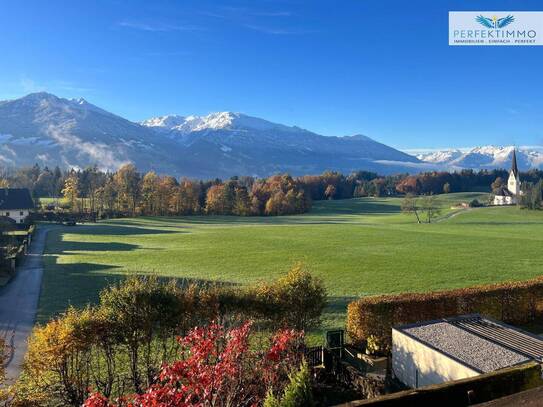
[84,321,304,407]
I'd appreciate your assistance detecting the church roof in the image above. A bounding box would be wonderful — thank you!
[511,149,519,177]
[495,187,513,197]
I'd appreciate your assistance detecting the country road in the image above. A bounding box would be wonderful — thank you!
[0,226,49,385]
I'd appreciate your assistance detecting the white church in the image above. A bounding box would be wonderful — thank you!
[493,149,522,206]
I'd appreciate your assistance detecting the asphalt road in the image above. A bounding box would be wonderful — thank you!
[0,227,48,385]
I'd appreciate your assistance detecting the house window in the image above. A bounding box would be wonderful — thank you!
[20,211,24,216]
[5,212,9,216]
[20,219,24,223]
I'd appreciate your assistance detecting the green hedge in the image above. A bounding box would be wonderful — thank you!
[347,277,543,348]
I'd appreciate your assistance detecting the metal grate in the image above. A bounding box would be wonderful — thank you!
[450,316,543,361]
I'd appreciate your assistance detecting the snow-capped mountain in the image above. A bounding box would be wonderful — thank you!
[415,149,464,164]
[0,92,182,173]
[417,146,543,170]
[141,112,315,140]
[140,111,422,177]
[0,92,423,177]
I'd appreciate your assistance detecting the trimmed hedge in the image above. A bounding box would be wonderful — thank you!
[347,276,543,348]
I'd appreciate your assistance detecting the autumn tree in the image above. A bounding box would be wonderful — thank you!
[114,164,141,215]
[205,184,226,214]
[324,184,336,200]
[62,173,80,211]
[140,171,160,215]
[234,186,251,215]
[96,177,118,216]
[491,177,504,193]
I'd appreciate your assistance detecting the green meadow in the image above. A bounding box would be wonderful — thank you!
[37,192,543,335]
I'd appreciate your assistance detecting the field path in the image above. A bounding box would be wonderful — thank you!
[0,226,49,385]
[435,208,471,223]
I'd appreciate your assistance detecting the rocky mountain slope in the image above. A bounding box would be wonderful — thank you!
[0,92,423,178]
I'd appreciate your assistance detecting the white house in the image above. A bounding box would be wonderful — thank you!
[493,149,521,206]
[0,188,34,224]
[392,315,543,389]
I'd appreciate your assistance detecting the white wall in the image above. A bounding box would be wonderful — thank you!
[1,209,30,224]
[392,329,480,388]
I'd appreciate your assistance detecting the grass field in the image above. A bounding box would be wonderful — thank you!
[37,192,543,338]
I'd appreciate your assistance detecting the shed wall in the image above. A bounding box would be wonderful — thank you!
[392,329,479,388]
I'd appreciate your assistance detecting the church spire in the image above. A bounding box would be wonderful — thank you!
[511,148,519,177]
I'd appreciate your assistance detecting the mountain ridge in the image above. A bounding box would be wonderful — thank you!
[0,92,422,177]
[417,146,543,171]
[1,92,540,177]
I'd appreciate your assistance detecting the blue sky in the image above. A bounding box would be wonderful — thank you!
[0,0,542,150]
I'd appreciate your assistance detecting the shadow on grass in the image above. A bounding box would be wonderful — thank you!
[312,198,401,216]
[62,224,180,236]
[105,215,380,227]
[38,256,238,325]
[47,241,141,253]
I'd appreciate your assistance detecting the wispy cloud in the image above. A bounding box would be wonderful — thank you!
[244,24,313,35]
[117,20,202,32]
[47,122,129,171]
[200,6,309,35]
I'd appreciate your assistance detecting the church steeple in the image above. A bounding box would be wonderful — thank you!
[511,149,519,177]
[507,148,520,197]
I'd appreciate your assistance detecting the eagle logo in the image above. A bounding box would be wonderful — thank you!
[476,15,515,29]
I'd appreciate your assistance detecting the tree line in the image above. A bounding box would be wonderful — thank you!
[3,164,543,216]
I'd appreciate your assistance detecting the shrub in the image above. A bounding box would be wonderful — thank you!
[365,335,386,356]
[17,270,324,406]
[84,322,305,407]
[19,307,97,405]
[253,263,327,331]
[347,276,543,350]
[98,276,187,393]
[264,361,314,407]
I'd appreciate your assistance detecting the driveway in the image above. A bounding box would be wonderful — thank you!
[0,226,49,385]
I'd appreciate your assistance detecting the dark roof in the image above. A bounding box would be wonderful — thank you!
[449,316,543,361]
[511,149,519,177]
[0,216,16,225]
[495,187,513,197]
[0,188,34,210]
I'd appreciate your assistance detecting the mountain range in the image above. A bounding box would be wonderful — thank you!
[0,92,540,178]
[0,92,421,178]
[416,146,543,171]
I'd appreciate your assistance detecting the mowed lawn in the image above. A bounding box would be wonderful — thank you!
[37,192,543,333]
